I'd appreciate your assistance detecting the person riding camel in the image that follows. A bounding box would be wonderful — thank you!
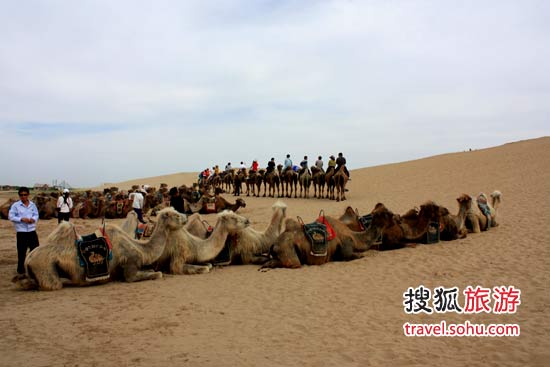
[335,152,350,179]
[283,154,293,174]
[266,158,276,174]
[327,155,336,174]
[299,155,310,178]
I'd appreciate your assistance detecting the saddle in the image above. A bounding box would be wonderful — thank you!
[76,228,112,282]
[476,194,492,229]
[205,202,216,213]
[300,212,336,257]
[426,221,440,244]
[358,214,372,231]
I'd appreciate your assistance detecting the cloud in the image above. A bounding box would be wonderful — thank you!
[1,0,549,186]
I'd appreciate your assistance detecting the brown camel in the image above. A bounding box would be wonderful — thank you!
[324,167,336,199]
[311,166,325,199]
[261,214,376,269]
[0,198,17,219]
[32,193,58,219]
[264,167,281,198]
[12,208,187,291]
[464,191,502,233]
[279,166,298,198]
[153,210,250,274]
[333,166,349,202]
[299,168,312,198]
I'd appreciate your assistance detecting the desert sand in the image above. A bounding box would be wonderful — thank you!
[0,137,549,367]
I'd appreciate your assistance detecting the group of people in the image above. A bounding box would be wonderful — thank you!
[275,152,350,179]
[202,152,350,181]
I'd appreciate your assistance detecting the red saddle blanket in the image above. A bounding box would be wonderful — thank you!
[316,216,336,241]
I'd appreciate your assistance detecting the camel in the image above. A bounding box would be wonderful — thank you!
[333,166,349,202]
[324,167,336,199]
[32,193,58,219]
[464,191,502,233]
[299,168,312,198]
[153,210,250,274]
[12,208,187,291]
[185,201,287,265]
[279,166,298,198]
[311,166,325,199]
[261,214,376,269]
[186,195,246,214]
[0,198,17,219]
[264,168,281,198]
[246,170,264,197]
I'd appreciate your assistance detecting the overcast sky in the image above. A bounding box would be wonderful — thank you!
[1,0,549,187]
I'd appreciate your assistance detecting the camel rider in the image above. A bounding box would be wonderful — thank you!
[214,165,220,176]
[283,154,292,173]
[315,156,324,172]
[335,152,350,179]
[327,155,336,174]
[266,158,276,174]
[299,155,309,178]
[251,160,259,174]
[225,162,232,172]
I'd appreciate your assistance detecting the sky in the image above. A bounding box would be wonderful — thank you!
[1,0,549,188]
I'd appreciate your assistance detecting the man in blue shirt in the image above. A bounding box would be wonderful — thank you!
[283,154,293,173]
[9,187,40,274]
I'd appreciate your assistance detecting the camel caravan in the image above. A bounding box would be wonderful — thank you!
[11,188,501,290]
[202,163,350,201]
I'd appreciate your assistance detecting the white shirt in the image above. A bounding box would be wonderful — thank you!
[57,196,73,213]
[131,192,144,209]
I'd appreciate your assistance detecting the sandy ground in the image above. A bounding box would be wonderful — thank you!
[0,137,549,367]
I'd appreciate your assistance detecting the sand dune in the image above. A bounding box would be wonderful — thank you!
[0,137,549,366]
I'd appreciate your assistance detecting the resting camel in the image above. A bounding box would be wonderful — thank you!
[12,208,187,291]
[299,169,312,198]
[0,198,17,219]
[185,201,287,263]
[333,166,349,202]
[464,191,502,233]
[153,210,250,274]
[261,215,376,269]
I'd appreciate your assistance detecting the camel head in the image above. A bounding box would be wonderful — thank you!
[272,201,287,215]
[418,201,441,222]
[156,207,188,230]
[490,190,502,208]
[236,198,247,208]
[457,194,473,210]
[217,210,250,233]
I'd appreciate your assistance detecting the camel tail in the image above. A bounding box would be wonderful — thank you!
[11,274,38,291]
[490,190,502,208]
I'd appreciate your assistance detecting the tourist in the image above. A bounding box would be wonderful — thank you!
[56,188,73,223]
[9,187,40,275]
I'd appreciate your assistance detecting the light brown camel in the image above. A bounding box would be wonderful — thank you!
[464,191,502,233]
[261,215,376,269]
[0,198,17,219]
[185,201,287,265]
[12,208,187,291]
[333,166,349,202]
[299,168,312,198]
[32,194,58,219]
[311,166,325,199]
[153,210,250,274]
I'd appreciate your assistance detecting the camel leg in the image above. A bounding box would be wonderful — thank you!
[181,264,213,274]
[124,263,162,282]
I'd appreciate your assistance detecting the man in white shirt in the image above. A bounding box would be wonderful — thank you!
[56,188,73,223]
[130,188,146,224]
[9,187,40,274]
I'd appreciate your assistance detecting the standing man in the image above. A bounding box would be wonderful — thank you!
[130,188,146,224]
[9,187,40,275]
[56,188,73,223]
